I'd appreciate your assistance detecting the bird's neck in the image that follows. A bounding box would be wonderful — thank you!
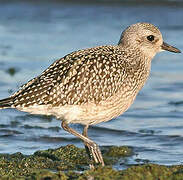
[119,43,156,60]
[119,46,152,92]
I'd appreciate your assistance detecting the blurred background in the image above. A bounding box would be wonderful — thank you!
[0,0,183,169]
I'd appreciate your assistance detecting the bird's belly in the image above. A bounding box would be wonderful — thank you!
[57,92,137,125]
[18,92,137,125]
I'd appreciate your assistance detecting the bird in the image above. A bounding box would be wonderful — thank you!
[0,22,181,168]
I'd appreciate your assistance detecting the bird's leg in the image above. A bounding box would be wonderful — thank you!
[82,125,95,169]
[61,121,104,167]
[82,125,104,167]
[82,125,91,157]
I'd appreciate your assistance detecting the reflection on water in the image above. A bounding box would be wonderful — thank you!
[0,0,183,169]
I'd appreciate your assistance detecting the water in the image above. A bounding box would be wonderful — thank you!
[0,0,183,169]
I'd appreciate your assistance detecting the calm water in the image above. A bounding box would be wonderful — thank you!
[0,0,183,169]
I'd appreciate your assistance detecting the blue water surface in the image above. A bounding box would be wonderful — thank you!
[0,0,183,169]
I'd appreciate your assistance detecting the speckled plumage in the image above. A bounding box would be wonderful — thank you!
[0,23,180,167]
[13,46,134,106]
[0,44,150,125]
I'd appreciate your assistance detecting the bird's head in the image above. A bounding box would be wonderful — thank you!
[118,22,181,59]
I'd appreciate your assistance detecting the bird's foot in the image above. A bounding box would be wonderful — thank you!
[84,141,105,167]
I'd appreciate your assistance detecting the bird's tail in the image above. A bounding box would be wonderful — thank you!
[0,97,13,109]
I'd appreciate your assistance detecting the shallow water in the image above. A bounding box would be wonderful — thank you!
[0,0,183,169]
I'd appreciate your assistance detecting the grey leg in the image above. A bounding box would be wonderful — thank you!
[83,125,89,137]
[61,121,104,167]
[82,125,95,169]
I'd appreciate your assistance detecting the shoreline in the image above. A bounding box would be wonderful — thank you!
[0,144,183,179]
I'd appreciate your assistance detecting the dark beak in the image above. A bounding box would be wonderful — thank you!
[161,42,181,53]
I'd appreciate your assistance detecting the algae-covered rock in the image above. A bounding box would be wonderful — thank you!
[102,145,133,165]
[103,146,133,157]
[0,145,89,179]
[0,145,183,179]
[79,166,123,180]
[34,144,89,171]
[80,164,183,180]
[28,170,67,180]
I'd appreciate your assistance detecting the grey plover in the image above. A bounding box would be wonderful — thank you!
[0,23,181,167]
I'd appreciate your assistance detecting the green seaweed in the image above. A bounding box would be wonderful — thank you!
[102,146,133,165]
[0,145,183,179]
[103,146,133,157]
[0,145,88,178]
[79,164,183,180]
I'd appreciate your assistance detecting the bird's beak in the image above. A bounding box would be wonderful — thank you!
[161,42,181,53]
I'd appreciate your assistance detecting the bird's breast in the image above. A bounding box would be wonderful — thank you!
[54,89,138,125]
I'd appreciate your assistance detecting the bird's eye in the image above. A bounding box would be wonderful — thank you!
[147,35,155,42]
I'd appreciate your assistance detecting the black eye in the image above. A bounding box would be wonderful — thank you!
[147,35,155,41]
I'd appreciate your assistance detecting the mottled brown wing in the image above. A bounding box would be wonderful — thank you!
[11,46,125,108]
[42,46,125,106]
[11,54,74,107]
